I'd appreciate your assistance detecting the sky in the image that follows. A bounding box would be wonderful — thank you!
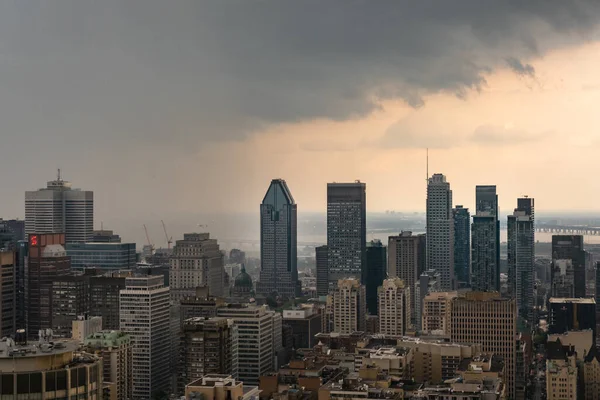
[2,1,600,242]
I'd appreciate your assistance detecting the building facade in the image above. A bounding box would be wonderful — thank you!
[366,239,387,315]
[327,182,367,286]
[51,274,90,337]
[282,306,322,349]
[66,242,136,270]
[546,339,577,400]
[0,251,15,337]
[89,274,126,331]
[257,179,300,298]
[426,174,454,290]
[453,205,470,288]
[471,186,500,292]
[415,269,440,332]
[25,173,93,243]
[316,245,329,297]
[549,298,596,338]
[551,235,586,298]
[422,291,457,335]
[378,278,410,336]
[332,278,366,334]
[119,276,171,399]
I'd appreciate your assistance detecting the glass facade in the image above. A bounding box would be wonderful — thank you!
[66,243,136,270]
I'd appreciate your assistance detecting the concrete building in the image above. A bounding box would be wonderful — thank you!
[119,276,171,399]
[257,179,300,298]
[282,306,322,349]
[422,291,457,335]
[180,286,225,325]
[366,239,387,315]
[453,205,471,288]
[450,291,517,398]
[387,232,425,325]
[327,182,367,286]
[66,242,136,270]
[89,274,126,330]
[90,229,122,243]
[316,245,329,296]
[25,173,93,243]
[217,304,282,386]
[507,197,535,327]
[170,233,225,300]
[85,330,133,400]
[548,330,594,362]
[378,278,410,336]
[332,278,366,334]
[52,274,90,337]
[426,174,454,290]
[552,235,586,298]
[471,185,500,292]
[549,297,596,338]
[415,270,440,331]
[179,317,237,394]
[584,345,600,400]
[25,233,71,337]
[546,339,578,400]
[0,251,15,337]
[72,315,103,342]
[185,374,260,400]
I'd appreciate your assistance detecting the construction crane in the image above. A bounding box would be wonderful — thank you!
[161,220,173,249]
[143,224,155,253]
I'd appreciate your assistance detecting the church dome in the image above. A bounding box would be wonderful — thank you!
[234,265,253,289]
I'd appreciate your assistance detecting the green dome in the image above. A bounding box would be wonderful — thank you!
[234,265,253,288]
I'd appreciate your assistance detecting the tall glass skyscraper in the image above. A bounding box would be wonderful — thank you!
[365,239,387,316]
[327,182,367,286]
[426,174,454,290]
[453,205,470,288]
[471,185,500,292]
[257,179,300,298]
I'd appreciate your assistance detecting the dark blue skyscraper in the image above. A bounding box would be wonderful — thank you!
[453,205,470,288]
[257,179,300,298]
[471,186,500,292]
[366,239,387,315]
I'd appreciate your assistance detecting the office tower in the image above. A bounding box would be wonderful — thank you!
[72,315,103,341]
[25,172,93,243]
[91,230,122,243]
[551,235,586,298]
[452,205,470,288]
[549,298,596,337]
[25,233,71,337]
[85,330,133,400]
[378,278,410,335]
[216,304,281,386]
[332,278,366,334]
[366,239,387,315]
[66,242,136,270]
[316,245,329,296]
[52,274,90,338]
[450,292,517,398]
[15,240,27,329]
[327,181,367,286]
[546,339,578,400]
[282,306,321,349]
[170,233,225,300]
[0,219,25,250]
[471,185,500,292]
[179,317,236,394]
[120,276,171,399]
[426,174,454,290]
[256,179,300,298]
[89,274,126,330]
[180,287,225,325]
[507,197,535,326]
[422,291,457,335]
[0,251,15,337]
[388,232,426,324]
[415,269,440,331]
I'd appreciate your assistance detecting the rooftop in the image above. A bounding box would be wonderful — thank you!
[549,297,595,304]
[0,337,79,359]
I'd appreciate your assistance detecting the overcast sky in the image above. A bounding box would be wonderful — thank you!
[2,1,600,240]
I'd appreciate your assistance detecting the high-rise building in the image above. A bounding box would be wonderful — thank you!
[216,304,281,386]
[180,287,225,325]
[316,245,329,296]
[25,233,71,337]
[0,219,25,250]
[170,233,225,300]
[551,235,586,298]
[388,232,425,324]
[426,174,454,290]
[452,205,470,288]
[89,274,127,331]
[549,298,596,338]
[422,291,457,335]
[378,278,410,336]
[332,278,366,334]
[85,330,133,400]
[471,185,500,292]
[15,240,27,330]
[66,242,137,270]
[327,182,367,286]
[597,262,600,347]
[507,197,535,327]
[25,172,93,243]
[257,179,300,298]
[179,317,236,394]
[366,239,387,315]
[119,276,171,399]
[0,251,15,337]
[415,269,440,331]
[450,292,517,398]
[282,306,322,349]
[52,274,90,338]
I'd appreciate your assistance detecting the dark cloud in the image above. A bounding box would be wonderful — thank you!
[505,57,536,77]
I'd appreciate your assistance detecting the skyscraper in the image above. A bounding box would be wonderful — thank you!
[415,269,440,331]
[452,205,470,288]
[0,251,15,337]
[120,276,171,399]
[332,278,366,334]
[378,278,410,335]
[327,182,367,286]
[387,232,425,324]
[170,233,225,300]
[257,179,300,298]
[426,174,454,290]
[471,185,500,292]
[366,239,387,315]
[551,235,586,298]
[89,274,126,330]
[507,197,535,326]
[316,245,329,297]
[25,172,93,243]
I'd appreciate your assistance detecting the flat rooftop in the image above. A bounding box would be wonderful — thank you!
[0,338,79,358]
[549,298,595,304]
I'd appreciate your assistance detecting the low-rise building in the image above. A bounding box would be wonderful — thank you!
[185,374,260,400]
[546,339,578,400]
[584,345,600,400]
